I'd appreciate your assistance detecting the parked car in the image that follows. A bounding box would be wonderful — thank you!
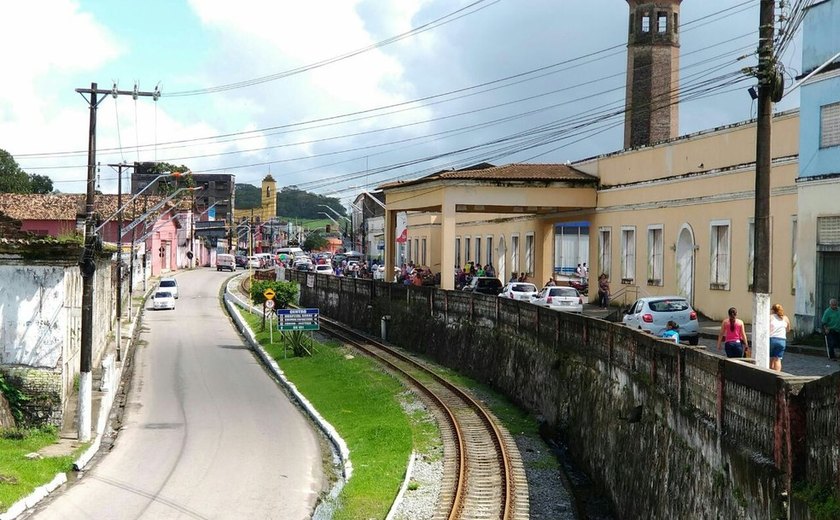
[159,277,178,299]
[499,282,538,301]
[151,290,175,310]
[314,264,335,275]
[621,296,700,345]
[247,256,261,269]
[530,286,583,313]
[294,262,314,272]
[216,254,236,272]
[462,277,503,295]
[235,255,249,269]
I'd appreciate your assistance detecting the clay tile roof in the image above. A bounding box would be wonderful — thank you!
[379,163,596,190]
[0,193,165,221]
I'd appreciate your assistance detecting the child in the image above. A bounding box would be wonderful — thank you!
[661,320,680,344]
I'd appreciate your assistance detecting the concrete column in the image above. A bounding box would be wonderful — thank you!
[534,220,555,287]
[384,210,397,282]
[440,203,456,290]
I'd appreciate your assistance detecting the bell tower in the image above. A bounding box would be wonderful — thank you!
[624,1,682,148]
[260,174,277,221]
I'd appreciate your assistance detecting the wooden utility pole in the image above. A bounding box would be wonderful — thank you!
[76,82,159,442]
[752,0,776,369]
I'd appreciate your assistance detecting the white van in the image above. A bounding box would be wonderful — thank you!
[216,254,236,272]
[275,247,304,257]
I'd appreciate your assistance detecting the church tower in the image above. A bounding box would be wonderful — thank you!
[624,1,682,148]
[260,174,277,221]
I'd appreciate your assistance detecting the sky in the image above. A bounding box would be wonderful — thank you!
[0,0,805,209]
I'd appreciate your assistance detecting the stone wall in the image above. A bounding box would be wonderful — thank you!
[0,367,63,427]
[290,272,838,519]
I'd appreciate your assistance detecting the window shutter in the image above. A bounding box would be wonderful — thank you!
[818,216,840,245]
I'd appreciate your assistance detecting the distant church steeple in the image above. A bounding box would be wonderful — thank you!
[260,174,277,221]
[624,0,682,148]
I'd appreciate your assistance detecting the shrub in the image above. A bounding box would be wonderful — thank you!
[250,280,299,308]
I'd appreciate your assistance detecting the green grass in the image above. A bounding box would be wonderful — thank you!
[240,310,416,520]
[0,428,82,513]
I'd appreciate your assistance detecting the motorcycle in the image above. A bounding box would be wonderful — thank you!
[568,278,588,296]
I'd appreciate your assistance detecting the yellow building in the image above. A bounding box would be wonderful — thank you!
[382,111,799,327]
[233,174,277,223]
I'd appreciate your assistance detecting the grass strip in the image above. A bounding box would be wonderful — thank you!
[0,428,81,513]
[241,311,415,520]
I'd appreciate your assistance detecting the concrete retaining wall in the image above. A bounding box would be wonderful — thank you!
[289,272,837,519]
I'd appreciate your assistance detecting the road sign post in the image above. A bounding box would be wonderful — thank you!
[265,299,275,343]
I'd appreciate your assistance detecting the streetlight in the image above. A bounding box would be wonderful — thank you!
[319,212,339,226]
[319,204,351,222]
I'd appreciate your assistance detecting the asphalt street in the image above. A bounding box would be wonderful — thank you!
[31,269,326,520]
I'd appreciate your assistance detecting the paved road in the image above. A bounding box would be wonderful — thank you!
[33,268,325,520]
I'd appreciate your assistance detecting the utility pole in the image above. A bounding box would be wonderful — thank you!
[110,162,131,363]
[76,82,159,442]
[752,0,776,369]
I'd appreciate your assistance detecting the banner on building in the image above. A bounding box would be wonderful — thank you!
[395,212,408,243]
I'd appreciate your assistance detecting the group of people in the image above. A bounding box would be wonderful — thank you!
[715,305,791,371]
[455,261,496,289]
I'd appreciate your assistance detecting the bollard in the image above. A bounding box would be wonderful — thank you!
[381,315,391,341]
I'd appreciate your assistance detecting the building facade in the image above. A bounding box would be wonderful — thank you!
[795,0,840,331]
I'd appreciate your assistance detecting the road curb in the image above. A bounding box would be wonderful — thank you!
[1,285,154,520]
[222,278,352,512]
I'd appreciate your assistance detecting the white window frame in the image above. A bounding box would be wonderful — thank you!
[821,101,840,149]
[464,237,471,263]
[620,226,636,284]
[421,238,427,266]
[598,227,611,279]
[455,237,461,268]
[406,239,412,264]
[525,233,534,274]
[511,234,520,274]
[647,224,664,286]
[486,236,494,265]
[710,220,731,290]
[475,237,482,266]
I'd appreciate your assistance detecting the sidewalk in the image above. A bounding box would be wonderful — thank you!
[581,303,839,378]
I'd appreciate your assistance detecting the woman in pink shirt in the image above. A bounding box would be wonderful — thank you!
[716,307,749,358]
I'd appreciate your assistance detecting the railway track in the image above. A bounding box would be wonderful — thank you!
[317,314,528,520]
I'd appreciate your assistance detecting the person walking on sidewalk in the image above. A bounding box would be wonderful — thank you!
[769,303,791,371]
[821,298,840,360]
[717,307,749,358]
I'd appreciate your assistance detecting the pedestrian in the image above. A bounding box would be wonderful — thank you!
[509,273,517,282]
[716,307,749,358]
[545,276,556,287]
[582,263,589,280]
[576,263,584,278]
[821,298,840,360]
[597,273,610,308]
[518,272,526,282]
[769,303,791,371]
[660,320,680,344]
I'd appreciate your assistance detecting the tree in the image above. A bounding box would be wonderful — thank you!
[234,183,261,208]
[0,149,32,193]
[303,230,327,251]
[29,174,53,194]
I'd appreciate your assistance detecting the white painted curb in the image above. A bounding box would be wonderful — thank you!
[222,278,353,481]
[1,285,153,520]
[385,451,416,520]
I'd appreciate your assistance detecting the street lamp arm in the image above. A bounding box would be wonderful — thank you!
[318,212,339,225]
[95,171,187,233]
[119,186,203,236]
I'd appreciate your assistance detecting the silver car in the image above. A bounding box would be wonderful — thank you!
[530,286,583,313]
[621,296,700,345]
[499,282,538,301]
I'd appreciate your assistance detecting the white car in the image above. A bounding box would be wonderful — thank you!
[151,290,175,310]
[530,286,583,313]
[621,296,700,345]
[159,277,178,299]
[499,282,538,301]
[314,264,335,275]
[247,256,261,268]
